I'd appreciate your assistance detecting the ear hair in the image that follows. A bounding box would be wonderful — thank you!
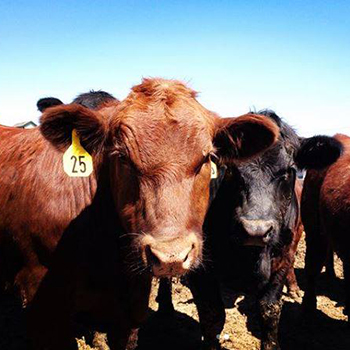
[40,103,108,154]
[214,114,279,162]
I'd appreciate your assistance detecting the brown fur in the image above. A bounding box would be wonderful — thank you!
[302,133,350,317]
[272,180,304,298]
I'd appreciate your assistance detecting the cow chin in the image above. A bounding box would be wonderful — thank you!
[242,237,268,247]
[230,229,273,247]
[139,232,202,278]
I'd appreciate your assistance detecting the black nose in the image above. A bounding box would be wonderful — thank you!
[241,218,274,242]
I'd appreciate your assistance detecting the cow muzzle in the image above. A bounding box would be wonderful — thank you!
[240,218,275,246]
[140,232,201,277]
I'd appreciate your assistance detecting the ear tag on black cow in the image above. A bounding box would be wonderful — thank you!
[63,130,93,177]
[211,161,218,179]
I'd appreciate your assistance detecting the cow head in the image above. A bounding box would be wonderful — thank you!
[40,79,279,278]
[219,110,343,248]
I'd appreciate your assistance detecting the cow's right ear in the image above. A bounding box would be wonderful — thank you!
[213,114,279,163]
[40,104,108,154]
[37,97,64,112]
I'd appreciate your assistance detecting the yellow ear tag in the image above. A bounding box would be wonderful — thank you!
[63,130,93,177]
[211,161,218,179]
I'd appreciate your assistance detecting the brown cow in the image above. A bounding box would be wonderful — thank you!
[301,133,350,318]
[0,78,279,350]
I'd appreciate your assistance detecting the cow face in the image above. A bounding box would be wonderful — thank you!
[222,111,343,248]
[226,140,299,247]
[40,79,279,278]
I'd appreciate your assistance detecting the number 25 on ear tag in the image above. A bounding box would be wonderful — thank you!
[63,130,93,177]
[210,161,218,179]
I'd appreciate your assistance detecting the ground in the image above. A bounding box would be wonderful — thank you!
[1,234,349,349]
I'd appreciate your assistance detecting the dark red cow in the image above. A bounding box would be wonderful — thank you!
[0,78,279,350]
[301,133,350,318]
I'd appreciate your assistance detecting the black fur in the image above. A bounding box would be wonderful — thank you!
[37,97,63,112]
[72,90,117,109]
[37,90,117,113]
[295,135,343,170]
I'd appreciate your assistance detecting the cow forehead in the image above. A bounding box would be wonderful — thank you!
[119,114,213,170]
[237,143,293,179]
[111,78,218,172]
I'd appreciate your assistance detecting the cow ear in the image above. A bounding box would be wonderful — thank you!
[214,114,279,162]
[295,135,343,169]
[37,97,64,112]
[40,104,108,154]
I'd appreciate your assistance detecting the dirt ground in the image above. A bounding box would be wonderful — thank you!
[133,233,349,350]
[1,233,349,350]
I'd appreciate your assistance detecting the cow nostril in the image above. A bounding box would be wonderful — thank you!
[183,243,195,263]
[145,246,161,266]
[263,226,273,238]
[183,243,196,264]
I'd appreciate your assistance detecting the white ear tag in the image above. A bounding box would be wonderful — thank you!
[211,161,218,179]
[63,129,93,177]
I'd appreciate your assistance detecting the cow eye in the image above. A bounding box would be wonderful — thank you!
[118,153,130,165]
[117,154,141,175]
[277,168,295,182]
[195,154,211,174]
[280,172,289,181]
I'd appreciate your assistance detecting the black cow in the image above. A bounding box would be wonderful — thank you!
[157,110,342,350]
[36,90,117,112]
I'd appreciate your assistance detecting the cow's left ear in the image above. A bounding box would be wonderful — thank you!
[213,114,279,162]
[295,135,343,169]
[40,104,108,154]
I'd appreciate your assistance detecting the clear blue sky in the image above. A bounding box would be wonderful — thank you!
[0,0,349,136]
